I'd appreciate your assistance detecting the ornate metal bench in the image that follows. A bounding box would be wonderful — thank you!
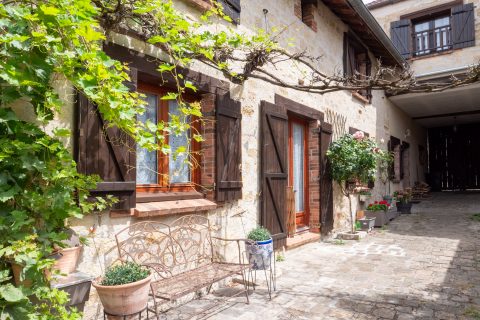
[115,215,250,317]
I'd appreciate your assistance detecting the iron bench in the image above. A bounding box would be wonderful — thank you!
[115,215,250,317]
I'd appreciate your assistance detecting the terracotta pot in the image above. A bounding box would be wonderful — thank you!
[93,273,153,317]
[52,246,82,274]
[11,263,32,287]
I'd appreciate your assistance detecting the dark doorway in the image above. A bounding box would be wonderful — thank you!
[428,123,480,191]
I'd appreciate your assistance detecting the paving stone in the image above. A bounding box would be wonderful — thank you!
[152,193,480,320]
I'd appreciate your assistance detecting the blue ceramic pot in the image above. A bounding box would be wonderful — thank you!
[246,238,273,270]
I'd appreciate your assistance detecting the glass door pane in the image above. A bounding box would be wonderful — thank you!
[136,93,158,184]
[292,123,305,212]
[168,100,190,183]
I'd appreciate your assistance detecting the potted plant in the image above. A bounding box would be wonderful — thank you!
[327,132,390,238]
[395,188,413,214]
[365,201,390,227]
[358,190,371,203]
[92,262,153,317]
[245,227,273,270]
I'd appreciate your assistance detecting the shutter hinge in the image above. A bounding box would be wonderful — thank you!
[213,182,216,191]
[79,129,84,137]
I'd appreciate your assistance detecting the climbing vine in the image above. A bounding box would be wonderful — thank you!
[0,0,479,318]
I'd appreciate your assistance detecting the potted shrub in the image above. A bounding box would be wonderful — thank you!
[365,201,390,227]
[395,189,413,214]
[246,227,273,270]
[92,262,153,317]
[327,132,391,237]
[358,190,371,203]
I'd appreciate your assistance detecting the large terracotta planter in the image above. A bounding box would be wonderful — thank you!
[93,273,153,317]
[52,246,82,274]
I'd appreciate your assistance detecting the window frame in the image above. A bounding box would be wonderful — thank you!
[411,12,452,57]
[344,33,372,102]
[136,82,201,193]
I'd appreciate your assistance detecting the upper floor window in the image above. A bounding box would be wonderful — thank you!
[343,33,372,103]
[391,3,475,59]
[294,0,317,31]
[413,15,451,56]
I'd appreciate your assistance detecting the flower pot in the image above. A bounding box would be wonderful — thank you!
[52,246,82,274]
[358,217,376,231]
[382,195,393,204]
[246,238,273,270]
[359,195,369,202]
[93,273,153,317]
[397,202,413,214]
[365,210,388,227]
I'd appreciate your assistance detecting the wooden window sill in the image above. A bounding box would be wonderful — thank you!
[134,198,217,218]
[351,92,370,104]
[409,49,454,61]
[179,0,212,11]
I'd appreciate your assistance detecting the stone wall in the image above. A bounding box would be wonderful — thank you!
[5,0,427,318]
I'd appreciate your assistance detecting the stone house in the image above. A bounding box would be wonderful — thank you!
[368,0,480,191]
[8,0,432,317]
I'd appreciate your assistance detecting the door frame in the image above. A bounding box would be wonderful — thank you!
[288,116,310,232]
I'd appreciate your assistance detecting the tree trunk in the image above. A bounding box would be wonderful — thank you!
[348,193,355,234]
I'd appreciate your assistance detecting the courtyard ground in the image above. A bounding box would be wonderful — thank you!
[164,192,480,320]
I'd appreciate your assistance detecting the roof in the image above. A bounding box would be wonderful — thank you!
[366,0,409,10]
[321,0,405,66]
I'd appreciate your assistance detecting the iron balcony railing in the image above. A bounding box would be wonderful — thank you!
[412,25,452,56]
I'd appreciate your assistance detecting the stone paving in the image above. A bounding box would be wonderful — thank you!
[164,193,480,320]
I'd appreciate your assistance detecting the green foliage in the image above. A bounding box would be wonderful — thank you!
[0,109,116,319]
[327,134,389,196]
[471,214,480,222]
[101,262,150,286]
[465,307,480,319]
[275,254,285,262]
[247,227,271,242]
[355,221,362,231]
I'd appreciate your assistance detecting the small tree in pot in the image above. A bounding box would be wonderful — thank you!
[93,262,153,318]
[327,132,390,235]
[246,227,273,270]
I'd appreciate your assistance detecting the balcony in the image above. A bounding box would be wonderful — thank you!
[412,24,452,57]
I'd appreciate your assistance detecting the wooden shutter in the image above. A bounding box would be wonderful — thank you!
[216,93,242,202]
[76,69,137,211]
[391,19,412,59]
[452,3,475,49]
[260,101,288,249]
[217,0,241,24]
[320,123,334,236]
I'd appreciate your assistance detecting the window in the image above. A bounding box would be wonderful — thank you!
[344,33,372,102]
[413,15,451,56]
[136,83,200,192]
[391,3,475,59]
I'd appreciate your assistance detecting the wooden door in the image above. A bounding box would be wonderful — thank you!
[260,101,288,249]
[320,123,334,235]
[288,117,309,231]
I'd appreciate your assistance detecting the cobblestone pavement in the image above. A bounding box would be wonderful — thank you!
[165,193,480,320]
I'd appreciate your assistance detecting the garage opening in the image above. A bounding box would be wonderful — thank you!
[428,123,480,191]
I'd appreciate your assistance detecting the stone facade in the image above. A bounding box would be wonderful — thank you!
[369,0,480,77]
[7,0,428,318]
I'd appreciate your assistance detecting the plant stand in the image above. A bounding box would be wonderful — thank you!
[103,306,148,320]
[247,245,276,300]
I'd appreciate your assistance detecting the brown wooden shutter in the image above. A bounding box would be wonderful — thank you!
[216,92,242,202]
[452,3,475,49]
[391,19,412,59]
[217,0,241,23]
[320,123,334,236]
[76,68,137,211]
[260,101,288,249]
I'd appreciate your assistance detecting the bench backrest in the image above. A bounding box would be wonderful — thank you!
[114,215,214,279]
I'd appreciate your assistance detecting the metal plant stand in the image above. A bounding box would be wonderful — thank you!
[248,246,276,299]
[103,307,148,320]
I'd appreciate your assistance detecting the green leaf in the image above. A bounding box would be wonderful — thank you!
[0,284,26,302]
